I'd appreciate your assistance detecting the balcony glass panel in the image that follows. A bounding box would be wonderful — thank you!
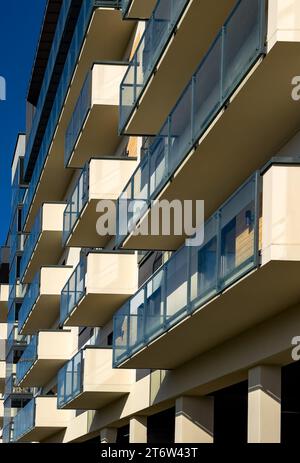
[22,1,121,228]
[63,165,89,244]
[120,0,188,131]
[121,0,130,15]
[60,261,86,325]
[18,273,40,334]
[7,326,29,352]
[16,336,38,385]
[20,210,42,281]
[57,351,82,408]
[13,399,35,442]
[113,174,259,366]
[117,0,265,245]
[65,73,92,166]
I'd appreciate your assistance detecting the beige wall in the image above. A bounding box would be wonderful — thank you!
[39,267,74,295]
[37,331,74,360]
[262,165,300,264]
[35,397,72,428]
[91,64,127,107]
[0,285,8,303]
[267,0,300,50]
[89,158,137,201]
[86,252,138,295]
[83,348,134,392]
[41,203,66,231]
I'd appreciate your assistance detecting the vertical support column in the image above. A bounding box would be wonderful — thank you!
[100,428,117,444]
[129,416,147,443]
[175,396,214,443]
[248,365,281,443]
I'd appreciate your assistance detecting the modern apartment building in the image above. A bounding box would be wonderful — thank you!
[1,0,300,444]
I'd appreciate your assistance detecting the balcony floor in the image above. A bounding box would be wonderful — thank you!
[16,426,66,443]
[122,41,300,250]
[22,232,63,283]
[19,359,69,388]
[67,105,121,169]
[60,389,130,410]
[20,295,60,335]
[118,260,300,369]
[64,292,132,328]
[65,199,112,248]
[124,0,237,135]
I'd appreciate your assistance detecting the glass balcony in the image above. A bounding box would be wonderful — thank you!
[13,399,35,442]
[60,251,138,327]
[22,1,126,230]
[0,397,3,428]
[6,326,28,353]
[13,396,70,442]
[120,0,189,132]
[57,351,82,409]
[11,163,26,212]
[16,336,37,386]
[117,0,266,248]
[64,63,127,169]
[2,421,14,443]
[18,266,73,335]
[23,0,73,177]
[57,347,133,409]
[0,358,5,393]
[113,173,261,367]
[16,331,73,388]
[20,210,41,282]
[121,0,157,19]
[9,233,27,267]
[5,373,33,396]
[20,203,66,283]
[63,157,137,247]
[60,260,85,327]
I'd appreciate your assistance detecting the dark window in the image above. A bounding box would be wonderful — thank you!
[117,425,130,444]
[147,407,175,443]
[107,332,113,346]
[214,381,248,444]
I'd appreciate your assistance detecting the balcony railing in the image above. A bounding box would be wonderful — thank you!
[9,233,27,266]
[16,337,37,386]
[60,260,86,325]
[7,326,28,353]
[113,173,261,366]
[2,421,13,443]
[63,165,89,245]
[20,210,41,282]
[13,399,35,442]
[119,0,189,132]
[24,0,73,177]
[65,73,92,166]
[121,0,131,15]
[5,374,33,396]
[57,350,82,408]
[22,1,122,229]
[117,0,265,245]
[18,273,40,334]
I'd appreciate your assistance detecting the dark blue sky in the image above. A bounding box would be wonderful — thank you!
[0,0,46,245]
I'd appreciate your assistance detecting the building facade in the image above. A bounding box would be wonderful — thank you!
[1,0,300,444]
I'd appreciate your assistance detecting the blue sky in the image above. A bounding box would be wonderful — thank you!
[0,0,46,245]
